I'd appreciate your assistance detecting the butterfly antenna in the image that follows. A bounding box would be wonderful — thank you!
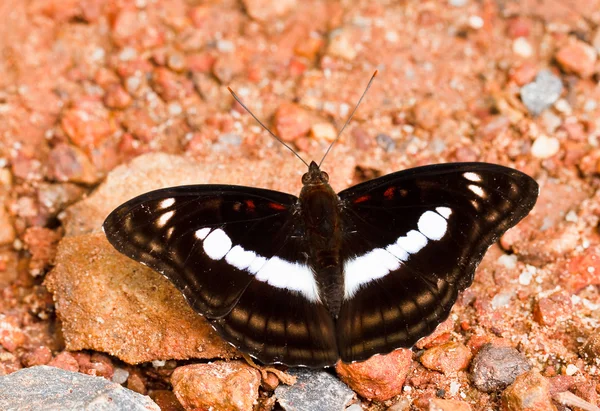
[228,87,310,168]
[318,70,378,168]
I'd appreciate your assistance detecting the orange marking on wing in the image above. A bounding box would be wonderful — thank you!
[384,186,395,199]
[268,202,286,211]
[353,195,371,204]
[245,199,256,211]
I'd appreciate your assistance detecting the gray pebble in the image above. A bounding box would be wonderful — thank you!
[0,366,160,411]
[275,368,355,411]
[520,70,563,116]
[376,133,396,152]
[470,344,532,392]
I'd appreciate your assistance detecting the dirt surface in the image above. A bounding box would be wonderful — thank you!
[1,0,600,410]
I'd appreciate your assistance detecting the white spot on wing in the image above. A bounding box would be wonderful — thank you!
[464,172,482,182]
[418,211,447,240]
[386,243,409,261]
[156,210,174,228]
[254,257,319,301]
[468,184,486,198]
[203,229,232,260]
[344,248,402,298]
[397,230,428,253]
[194,227,210,240]
[225,246,256,270]
[158,198,175,209]
[435,206,452,219]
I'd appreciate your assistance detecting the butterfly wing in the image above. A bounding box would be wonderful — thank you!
[103,185,337,367]
[336,162,538,362]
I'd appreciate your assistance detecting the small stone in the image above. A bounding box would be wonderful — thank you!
[376,133,396,152]
[23,227,60,276]
[555,39,598,78]
[46,143,100,185]
[327,29,358,61]
[335,348,412,401]
[310,123,337,142]
[420,342,472,374]
[149,390,183,411]
[510,62,538,86]
[501,370,557,410]
[20,346,52,367]
[60,99,116,149]
[275,368,354,411]
[449,0,468,7]
[506,17,531,39]
[104,84,132,109]
[112,368,129,384]
[274,102,311,142]
[48,351,80,372]
[0,366,159,410]
[171,361,260,411]
[429,398,473,411]
[581,331,600,363]
[532,292,572,326]
[0,314,27,352]
[513,38,533,58]
[242,0,297,22]
[471,344,531,393]
[531,135,560,159]
[520,70,563,116]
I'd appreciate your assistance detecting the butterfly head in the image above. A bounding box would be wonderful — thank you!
[302,161,330,187]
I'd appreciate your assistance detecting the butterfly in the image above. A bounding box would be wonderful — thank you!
[103,74,539,367]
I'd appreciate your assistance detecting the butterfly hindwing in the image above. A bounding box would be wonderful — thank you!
[336,162,538,362]
[103,185,338,366]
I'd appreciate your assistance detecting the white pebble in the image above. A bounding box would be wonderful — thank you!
[565,364,579,376]
[112,368,129,384]
[468,15,484,29]
[513,38,533,57]
[531,135,560,159]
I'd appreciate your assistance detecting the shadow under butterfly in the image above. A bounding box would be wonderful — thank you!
[103,72,539,367]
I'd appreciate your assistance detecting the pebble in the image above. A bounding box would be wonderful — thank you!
[274,102,312,142]
[275,368,354,411]
[501,370,557,410]
[429,398,473,411]
[581,331,600,363]
[520,70,563,116]
[310,123,337,142]
[335,349,412,401]
[532,292,572,326]
[513,38,533,58]
[46,143,100,185]
[376,133,396,152]
[420,342,472,374]
[241,0,297,22]
[555,39,598,78]
[327,29,358,61]
[0,366,159,410]
[531,135,560,159]
[470,344,531,393]
[171,361,260,411]
[0,205,15,246]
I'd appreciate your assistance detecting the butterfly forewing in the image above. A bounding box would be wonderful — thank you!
[103,185,339,366]
[336,163,538,362]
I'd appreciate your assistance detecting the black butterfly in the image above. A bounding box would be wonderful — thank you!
[103,159,538,367]
[103,74,538,367]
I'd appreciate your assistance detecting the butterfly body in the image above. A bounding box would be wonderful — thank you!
[104,161,538,367]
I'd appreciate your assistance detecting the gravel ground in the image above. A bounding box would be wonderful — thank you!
[0,0,599,410]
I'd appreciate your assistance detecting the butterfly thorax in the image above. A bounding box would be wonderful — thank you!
[299,161,344,317]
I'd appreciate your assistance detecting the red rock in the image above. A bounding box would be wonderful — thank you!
[274,102,311,142]
[151,67,194,101]
[555,40,598,78]
[501,370,557,411]
[411,98,449,131]
[0,314,27,353]
[335,348,412,401]
[46,143,99,185]
[171,361,261,411]
[127,369,147,395]
[60,99,116,149]
[23,227,60,276]
[506,17,531,39]
[429,398,473,411]
[510,62,538,86]
[74,352,115,379]
[20,346,52,367]
[103,84,132,109]
[242,0,297,22]
[186,53,216,73]
[212,53,246,84]
[48,351,79,372]
[532,292,572,326]
[415,318,454,349]
[0,351,22,376]
[420,342,472,374]
[149,390,184,411]
[563,245,600,292]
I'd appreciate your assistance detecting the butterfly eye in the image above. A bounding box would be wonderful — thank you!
[320,171,329,182]
[301,173,310,184]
